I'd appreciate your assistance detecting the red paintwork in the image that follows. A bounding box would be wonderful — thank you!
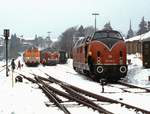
[89,40,126,65]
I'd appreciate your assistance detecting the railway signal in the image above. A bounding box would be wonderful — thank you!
[4,29,10,77]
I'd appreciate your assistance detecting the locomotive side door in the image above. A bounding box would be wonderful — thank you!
[85,45,88,58]
[84,37,90,63]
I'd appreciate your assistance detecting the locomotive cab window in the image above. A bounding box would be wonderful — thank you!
[109,32,122,39]
[93,31,123,40]
[93,32,107,39]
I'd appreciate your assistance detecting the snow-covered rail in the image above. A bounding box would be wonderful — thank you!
[18,72,114,114]
[0,64,11,72]
[117,81,150,92]
[35,76,71,114]
[18,71,150,114]
[43,73,150,114]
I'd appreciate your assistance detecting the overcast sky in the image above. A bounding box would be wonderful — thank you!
[0,0,150,39]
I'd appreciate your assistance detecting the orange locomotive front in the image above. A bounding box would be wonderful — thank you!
[73,30,127,81]
[23,47,40,66]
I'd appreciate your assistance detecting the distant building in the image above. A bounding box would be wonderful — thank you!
[103,22,112,30]
[126,20,134,39]
[125,31,150,55]
[148,21,150,31]
[20,39,36,52]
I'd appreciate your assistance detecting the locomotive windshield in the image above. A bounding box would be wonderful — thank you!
[93,31,123,40]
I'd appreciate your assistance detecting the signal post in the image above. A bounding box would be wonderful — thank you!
[4,29,10,77]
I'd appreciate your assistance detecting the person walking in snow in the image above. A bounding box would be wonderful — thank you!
[17,60,21,69]
[11,58,16,72]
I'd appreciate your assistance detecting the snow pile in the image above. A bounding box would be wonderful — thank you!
[126,54,150,86]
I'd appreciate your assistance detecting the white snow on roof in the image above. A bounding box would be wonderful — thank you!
[125,31,150,42]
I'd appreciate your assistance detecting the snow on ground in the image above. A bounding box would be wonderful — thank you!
[0,54,149,114]
[126,54,150,87]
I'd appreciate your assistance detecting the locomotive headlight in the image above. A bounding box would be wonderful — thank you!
[97,57,101,64]
[120,57,123,65]
[144,62,148,65]
[97,51,101,64]
[88,51,92,56]
[36,57,39,60]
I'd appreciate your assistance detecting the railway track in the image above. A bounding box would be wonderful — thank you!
[17,71,150,114]
[20,73,114,114]
[0,64,7,72]
[118,81,150,92]
[103,80,150,94]
[0,64,12,72]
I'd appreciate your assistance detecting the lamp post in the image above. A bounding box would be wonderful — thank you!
[47,31,52,47]
[92,13,99,32]
[4,29,10,77]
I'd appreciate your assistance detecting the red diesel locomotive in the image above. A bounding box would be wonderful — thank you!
[72,30,127,81]
[40,48,60,66]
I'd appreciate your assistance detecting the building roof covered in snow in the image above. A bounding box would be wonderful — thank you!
[125,31,150,42]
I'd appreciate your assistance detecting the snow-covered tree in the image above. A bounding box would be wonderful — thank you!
[136,17,148,35]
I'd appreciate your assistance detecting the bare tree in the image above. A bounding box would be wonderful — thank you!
[84,26,95,37]
[59,27,77,58]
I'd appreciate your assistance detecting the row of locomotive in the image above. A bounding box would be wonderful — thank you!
[23,47,68,66]
[72,29,127,81]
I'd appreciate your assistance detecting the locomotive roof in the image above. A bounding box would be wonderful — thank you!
[74,37,87,47]
[95,30,120,33]
[74,30,122,48]
[26,46,38,50]
[41,47,58,52]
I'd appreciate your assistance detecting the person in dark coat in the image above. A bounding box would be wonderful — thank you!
[11,59,16,71]
[17,60,21,69]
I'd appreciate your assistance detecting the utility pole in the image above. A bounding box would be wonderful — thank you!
[4,29,10,77]
[92,13,99,32]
